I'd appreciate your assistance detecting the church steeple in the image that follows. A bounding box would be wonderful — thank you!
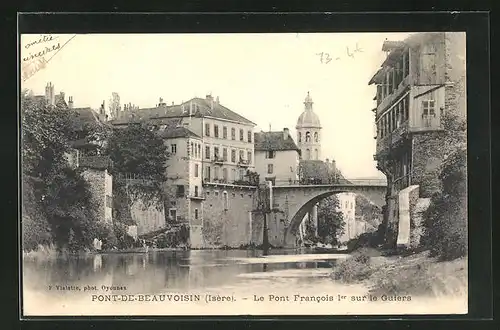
[304,91,313,111]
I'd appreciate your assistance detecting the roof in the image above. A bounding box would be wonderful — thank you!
[157,126,201,140]
[69,107,103,131]
[110,97,256,126]
[382,40,406,52]
[299,160,350,184]
[296,110,321,128]
[254,131,300,152]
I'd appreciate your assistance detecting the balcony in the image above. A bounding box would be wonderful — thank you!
[238,159,250,168]
[376,121,409,155]
[213,156,224,165]
[377,75,410,116]
[188,194,205,201]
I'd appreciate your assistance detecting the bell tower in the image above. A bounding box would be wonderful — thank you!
[296,92,322,160]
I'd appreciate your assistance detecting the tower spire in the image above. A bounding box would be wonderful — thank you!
[304,91,313,110]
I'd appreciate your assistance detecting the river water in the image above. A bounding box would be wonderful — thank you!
[22,249,467,316]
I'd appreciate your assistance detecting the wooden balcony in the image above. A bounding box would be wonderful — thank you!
[376,121,409,155]
[376,75,410,117]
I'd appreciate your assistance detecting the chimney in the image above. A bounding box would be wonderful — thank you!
[68,96,74,109]
[206,94,214,109]
[283,128,289,140]
[45,82,55,106]
[158,97,166,107]
[60,92,65,102]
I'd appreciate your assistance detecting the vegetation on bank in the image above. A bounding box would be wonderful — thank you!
[333,111,468,296]
[21,90,173,254]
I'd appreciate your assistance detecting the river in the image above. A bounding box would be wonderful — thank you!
[22,249,467,316]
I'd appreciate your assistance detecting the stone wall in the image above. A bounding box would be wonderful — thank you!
[130,199,166,236]
[202,185,258,248]
[82,169,108,223]
[411,132,445,198]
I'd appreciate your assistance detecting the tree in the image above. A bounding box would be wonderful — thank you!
[21,90,100,252]
[316,196,345,245]
[421,94,467,260]
[106,122,170,209]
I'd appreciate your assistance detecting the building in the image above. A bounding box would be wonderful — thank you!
[337,192,356,243]
[296,92,322,161]
[369,32,466,247]
[111,94,257,248]
[254,128,300,185]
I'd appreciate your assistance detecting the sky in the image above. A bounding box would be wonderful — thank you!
[20,32,413,179]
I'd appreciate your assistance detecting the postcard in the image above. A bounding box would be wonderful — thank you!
[20,31,468,316]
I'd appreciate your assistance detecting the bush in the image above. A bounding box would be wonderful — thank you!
[346,224,384,252]
[422,148,467,261]
[331,248,377,283]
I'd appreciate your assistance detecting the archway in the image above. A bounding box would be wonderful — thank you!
[282,190,384,248]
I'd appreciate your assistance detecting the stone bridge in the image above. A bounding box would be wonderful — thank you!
[268,179,387,247]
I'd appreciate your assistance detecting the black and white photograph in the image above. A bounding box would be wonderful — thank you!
[20,29,468,316]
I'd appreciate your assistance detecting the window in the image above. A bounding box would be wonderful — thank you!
[314,149,319,160]
[267,164,274,174]
[222,168,228,181]
[239,150,244,162]
[222,148,228,161]
[306,149,311,160]
[194,209,199,220]
[247,151,252,164]
[247,131,252,142]
[305,131,311,142]
[231,128,236,140]
[205,123,210,136]
[190,142,194,157]
[171,144,177,154]
[214,147,220,159]
[194,186,199,197]
[205,166,211,180]
[266,151,275,159]
[223,191,229,210]
[214,167,219,180]
[239,129,244,141]
[205,146,210,159]
[231,168,236,180]
[169,209,177,221]
[314,132,318,142]
[422,100,436,116]
[214,125,219,138]
[198,144,201,158]
[298,132,302,143]
[176,185,185,197]
[106,195,112,208]
[231,149,236,162]
[240,169,245,179]
[194,164,199,177]
[223,126,228,139]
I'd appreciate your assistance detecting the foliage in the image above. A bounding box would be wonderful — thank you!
[346,224,385,252]
[422,147,467,260]
[421,108,467,261]
[41,167,101,252]
[331,248,377,283]
[106,122,170,209]
[21,90,101,252]
[316,196,345,245]
[355,195,382,229]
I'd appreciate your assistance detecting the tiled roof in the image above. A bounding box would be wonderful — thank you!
[299,160,349,184]
[110,97,256,126]
[69,107,103,131]
[254,131,300,152]
[158,126,201,140]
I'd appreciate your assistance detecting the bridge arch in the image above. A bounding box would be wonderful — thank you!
[270,184,386,248]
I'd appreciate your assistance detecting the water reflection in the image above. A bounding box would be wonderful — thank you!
[23,249,340,297]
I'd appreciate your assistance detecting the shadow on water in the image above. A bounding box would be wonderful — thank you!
[23,249,340,295]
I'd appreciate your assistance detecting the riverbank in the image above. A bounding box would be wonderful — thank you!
[332,248,468,298]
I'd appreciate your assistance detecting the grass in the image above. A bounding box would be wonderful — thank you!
[331,248,468,298]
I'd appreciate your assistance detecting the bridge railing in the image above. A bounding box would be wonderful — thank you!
[270,178,387,186]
